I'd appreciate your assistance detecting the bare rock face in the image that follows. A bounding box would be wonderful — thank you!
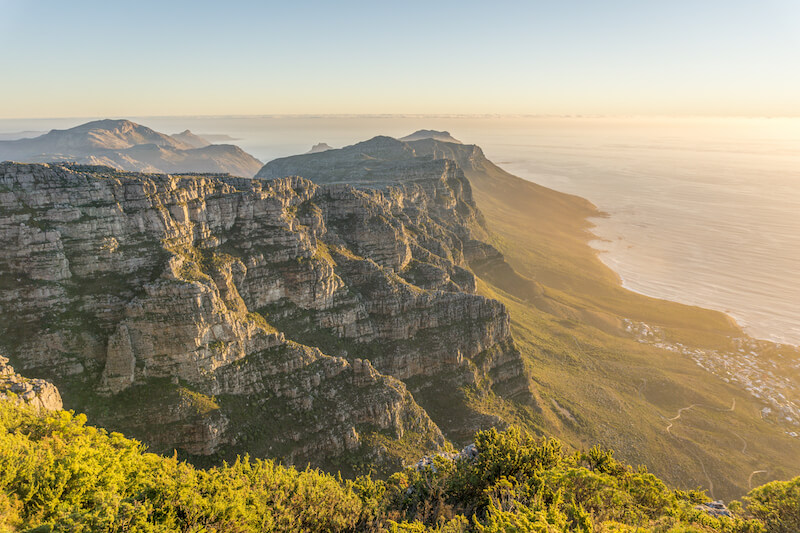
[307,143,334,154]
[0,158,528,471]
[0,355,62,411]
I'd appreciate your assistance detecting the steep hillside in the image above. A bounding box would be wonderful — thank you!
[257,134,800,500]
[0,160,529,473]
[0,120,263,177]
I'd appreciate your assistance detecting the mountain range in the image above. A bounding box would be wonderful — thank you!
[0,127,798,504]
[0,119,263,177]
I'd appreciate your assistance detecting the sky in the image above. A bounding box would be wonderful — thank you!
[1,0,799,118]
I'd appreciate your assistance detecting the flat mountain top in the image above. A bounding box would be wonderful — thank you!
[307,142,334,153]
[400,129,462,143]
[256,134,473,185]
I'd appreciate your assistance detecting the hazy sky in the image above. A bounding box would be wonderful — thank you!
[1,0,799,118]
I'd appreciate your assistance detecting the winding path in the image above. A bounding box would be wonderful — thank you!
[732,431,748,456]
[748,470,768,490]
[698,456,715,500]
[637,378,647,400]
[663,399,736,435]
[665,404,699,435]
[661,398,747,499]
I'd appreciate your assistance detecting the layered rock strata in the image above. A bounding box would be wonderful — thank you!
[0,355,62,411]
[0,159,527,468]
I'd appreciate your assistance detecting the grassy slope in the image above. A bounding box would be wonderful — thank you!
[461,154,800,500]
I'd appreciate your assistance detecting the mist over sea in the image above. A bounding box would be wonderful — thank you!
[2,116,798,345]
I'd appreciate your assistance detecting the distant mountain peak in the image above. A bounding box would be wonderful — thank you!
[77,118,136,129]
[171,129,211,149]
[0,119,262,177]
[400,130,462,144]
[307,142,334,154]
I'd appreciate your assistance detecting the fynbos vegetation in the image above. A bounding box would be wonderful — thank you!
[2,401,798,532]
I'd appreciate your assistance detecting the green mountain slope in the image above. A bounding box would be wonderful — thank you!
[412,138,800,500]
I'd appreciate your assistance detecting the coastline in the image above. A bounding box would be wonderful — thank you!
[469,153,800,498]
[587,224,800,349]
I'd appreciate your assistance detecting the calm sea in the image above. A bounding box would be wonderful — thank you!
[2,116,799,345]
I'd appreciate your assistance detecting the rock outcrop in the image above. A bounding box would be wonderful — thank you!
[307,143,334,153]
[0,158,528,470]
[0,355,62,411]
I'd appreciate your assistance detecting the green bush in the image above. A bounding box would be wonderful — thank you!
[0,402,367,532]
[0,401,792,533]
[745,477,800,533]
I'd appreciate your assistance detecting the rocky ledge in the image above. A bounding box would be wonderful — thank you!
[0,355,62,411]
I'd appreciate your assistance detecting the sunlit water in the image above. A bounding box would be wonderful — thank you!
[2,116,799,345]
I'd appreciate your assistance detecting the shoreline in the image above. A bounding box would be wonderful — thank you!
[587,231,800,349]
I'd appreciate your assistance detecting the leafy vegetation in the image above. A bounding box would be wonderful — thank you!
[745,477,800,533]
[2,401,796,532]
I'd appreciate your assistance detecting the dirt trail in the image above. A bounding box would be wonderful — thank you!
[665,404,699,435]
[698,456,715,499]
[661,398,741,499]
[748,470,768,490]
[732,432,748,455]
[663,399,736,435]
[637,378,647,400]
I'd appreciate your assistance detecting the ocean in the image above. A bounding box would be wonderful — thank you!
[2,115,798,345]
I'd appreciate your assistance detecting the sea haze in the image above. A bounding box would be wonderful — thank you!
[483,117,800,347]
[2,116,798,345]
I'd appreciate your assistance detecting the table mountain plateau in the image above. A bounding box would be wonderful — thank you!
[0,119,263,178]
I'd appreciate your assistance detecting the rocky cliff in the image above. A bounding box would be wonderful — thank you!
[258,135,545,308]
[0,158,528,471]
[0,355,62,411]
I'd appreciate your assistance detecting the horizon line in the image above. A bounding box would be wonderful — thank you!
[3,113,800,122]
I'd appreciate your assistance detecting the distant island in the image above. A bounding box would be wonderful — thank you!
[0,130,47,141]
[198,132,241,142]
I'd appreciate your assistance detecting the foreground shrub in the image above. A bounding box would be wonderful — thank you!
[0,401,792,532]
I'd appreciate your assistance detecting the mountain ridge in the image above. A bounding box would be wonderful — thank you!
[0,130,798,499]
[400,129,462,143]
[0,157,529,472]
[254,133,800,499]
[0,119,263,177]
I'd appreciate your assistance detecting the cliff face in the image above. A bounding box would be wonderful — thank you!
[0,355,62,411]
[0,159,528,470]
